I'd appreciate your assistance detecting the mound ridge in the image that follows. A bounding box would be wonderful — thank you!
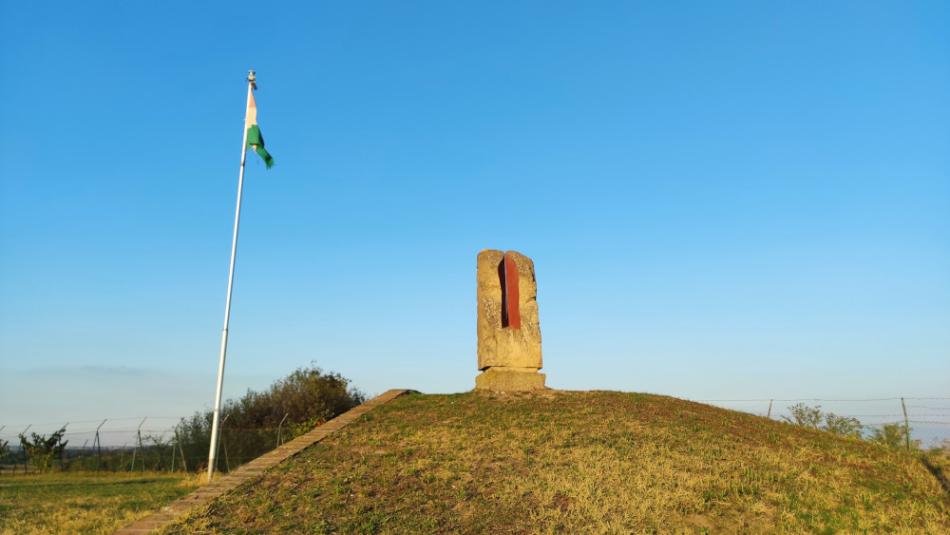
[165,391,950,533]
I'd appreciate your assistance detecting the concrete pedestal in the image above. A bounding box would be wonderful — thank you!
[475,368,546,391]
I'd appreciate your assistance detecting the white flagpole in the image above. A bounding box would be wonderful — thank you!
[207,69,256,481]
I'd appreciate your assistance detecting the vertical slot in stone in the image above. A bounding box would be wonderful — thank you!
[501,253,521,329]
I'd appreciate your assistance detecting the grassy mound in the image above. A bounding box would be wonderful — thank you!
[165,391,950,533]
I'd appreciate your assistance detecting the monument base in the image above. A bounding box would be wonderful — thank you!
[475,367,546,392]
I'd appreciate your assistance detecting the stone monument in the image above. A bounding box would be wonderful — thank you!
[475,249,546,391]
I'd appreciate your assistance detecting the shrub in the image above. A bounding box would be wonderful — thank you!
[19,427,68,471]
[783,403,823,429]
[177,365,364,472]
[823,413,863,438]
[782,404,924,448]
[783,404,862,439]
[870,423,918,450]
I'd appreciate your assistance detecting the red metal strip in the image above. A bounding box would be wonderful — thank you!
[502,253,521,329]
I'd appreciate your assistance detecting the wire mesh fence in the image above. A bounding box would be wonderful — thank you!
[689,396,950,448]
[0,414,299,475]
[2,396,949,475]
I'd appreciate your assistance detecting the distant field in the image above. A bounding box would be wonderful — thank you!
[166,391,950,534]
[0,471,199,535]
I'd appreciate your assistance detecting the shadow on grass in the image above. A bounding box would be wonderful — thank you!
[921,456,950,495]
[2,476,179,491]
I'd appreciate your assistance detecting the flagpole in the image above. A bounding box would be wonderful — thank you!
[207,69,256,481]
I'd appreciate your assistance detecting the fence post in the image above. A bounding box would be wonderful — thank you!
[277,413,289,447]
[60,422,69,471]
[94,419,106,472]
[222,441,231,472]
[19,425,31,474]
[175,430,188,473]
[900,397,910,451]
[767,399,773,419]
[130,417,147,472]
[221,414,231,473]
[175,431,188,473]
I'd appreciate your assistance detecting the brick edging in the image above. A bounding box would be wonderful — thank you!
[113,389,413,535]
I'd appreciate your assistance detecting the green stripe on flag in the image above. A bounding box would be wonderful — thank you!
[246,125,274,168]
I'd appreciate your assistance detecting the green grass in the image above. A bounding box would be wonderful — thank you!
[165,391,950,534]
[0,471,199,535]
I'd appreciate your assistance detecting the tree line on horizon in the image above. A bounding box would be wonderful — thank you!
[782,402,917,449]
[2,365,365,473]
[3,388,945,474]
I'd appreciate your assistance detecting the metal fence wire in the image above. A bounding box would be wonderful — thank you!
[2,397,949,474]
[0,413,296,475]
[690,396,950,450]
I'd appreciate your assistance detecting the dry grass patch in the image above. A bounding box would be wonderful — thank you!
[0,471,200,535]
[165,391,950,534]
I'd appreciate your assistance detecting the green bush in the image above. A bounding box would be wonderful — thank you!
[783,403,824,429]
[19,428,68,472]
[783,403,918,448]
[177,365,364,472]
[870,423,918,449]
[823,413,863,439]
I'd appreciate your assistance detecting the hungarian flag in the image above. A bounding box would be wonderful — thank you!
[245,89,274,168]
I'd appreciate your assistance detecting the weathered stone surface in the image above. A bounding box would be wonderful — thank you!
[475,367,547,391]
[475,249,545,391]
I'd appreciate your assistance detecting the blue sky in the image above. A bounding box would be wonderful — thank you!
[2,2,948,438]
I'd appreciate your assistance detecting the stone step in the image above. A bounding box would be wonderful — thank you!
[111,389,413,535]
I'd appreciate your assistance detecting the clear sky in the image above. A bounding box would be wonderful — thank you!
[2,2,948,440]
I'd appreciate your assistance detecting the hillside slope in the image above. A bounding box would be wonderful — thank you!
[165,391,950,534]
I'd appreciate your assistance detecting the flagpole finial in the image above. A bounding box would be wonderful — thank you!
[247,69,257,89]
